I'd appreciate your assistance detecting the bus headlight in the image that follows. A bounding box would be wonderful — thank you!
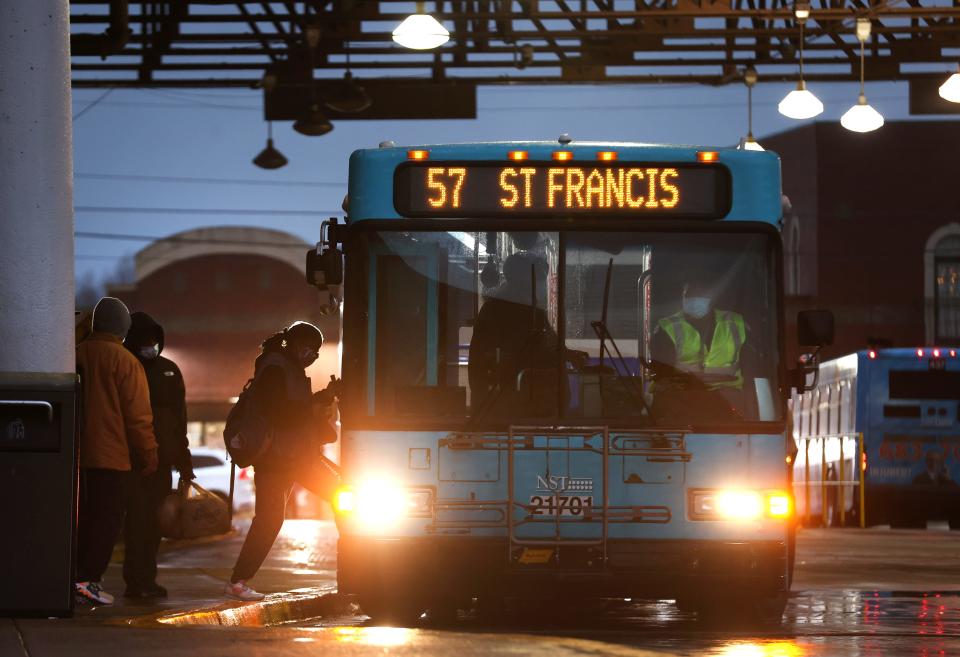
[689,489,792,521]
[334,480,433,528]
[716,490,763,520]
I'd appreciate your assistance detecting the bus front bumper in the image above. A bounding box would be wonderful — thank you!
[337,536,788,601]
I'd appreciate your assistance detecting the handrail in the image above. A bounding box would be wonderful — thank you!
[792,432,865,528]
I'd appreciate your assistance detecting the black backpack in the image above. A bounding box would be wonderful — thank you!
[223,375,273,468]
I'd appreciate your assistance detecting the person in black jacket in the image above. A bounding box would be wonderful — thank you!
[226,321,340,601]
[123,311,195,598]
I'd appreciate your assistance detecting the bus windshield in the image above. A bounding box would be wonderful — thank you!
[349,227,782,429]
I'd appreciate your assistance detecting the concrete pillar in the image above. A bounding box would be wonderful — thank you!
[0,1,75,373]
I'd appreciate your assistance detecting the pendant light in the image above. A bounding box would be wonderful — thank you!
[295,20,335,136]
[392,1,449,50]
[739,66,764,151]
[778,2,824,120]
[939,64,960,103]
[324,44,372,114]
[253,122,288,170]
[841,18,884,133]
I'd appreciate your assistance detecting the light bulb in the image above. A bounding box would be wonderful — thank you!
[392,13,450,50]
[939,71,960,103]
[778,81,824,120]
[840,94,884,132]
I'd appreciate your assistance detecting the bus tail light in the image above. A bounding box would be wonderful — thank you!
[917,348,924,358]
[868,349,877,359]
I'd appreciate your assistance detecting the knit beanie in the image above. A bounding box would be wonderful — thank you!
[92,297,132,339]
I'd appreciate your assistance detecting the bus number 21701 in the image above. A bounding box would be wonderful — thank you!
[529,495,594,516]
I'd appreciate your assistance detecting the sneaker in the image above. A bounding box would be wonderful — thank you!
[224,580,265,601]
[75,581,115,605]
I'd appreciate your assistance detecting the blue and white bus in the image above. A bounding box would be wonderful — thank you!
[793,348,960,529]
[311,139,828,625]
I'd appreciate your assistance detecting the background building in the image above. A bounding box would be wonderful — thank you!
[766,121,960,361]
[111,226,339,449]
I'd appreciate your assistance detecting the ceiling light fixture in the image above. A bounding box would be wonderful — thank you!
[939,63,960,103]
[841,18,884,133]
[778,3,824,120]
[739,66,764,151]
[392,1,450,50]
[253,122,288,170]
[293,103,334,136]
[324,44,372,114]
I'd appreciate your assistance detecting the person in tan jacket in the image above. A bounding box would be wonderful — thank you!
[74,297,158,605]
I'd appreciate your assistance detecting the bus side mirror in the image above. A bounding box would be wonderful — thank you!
[797,309,834,348]
[306,247,343,288]
[792,310,834,393]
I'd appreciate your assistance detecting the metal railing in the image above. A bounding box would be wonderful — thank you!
[793,432,866,528]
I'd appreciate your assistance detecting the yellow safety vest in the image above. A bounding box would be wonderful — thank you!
[657,310,746,390]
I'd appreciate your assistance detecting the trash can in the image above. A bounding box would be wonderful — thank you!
[0,373,78,617]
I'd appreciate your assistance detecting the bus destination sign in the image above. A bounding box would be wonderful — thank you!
[394,162,730,218]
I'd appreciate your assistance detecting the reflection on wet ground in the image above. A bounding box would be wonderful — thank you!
[304,590,960,656]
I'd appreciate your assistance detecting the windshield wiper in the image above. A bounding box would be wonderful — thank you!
[590,257,653,419]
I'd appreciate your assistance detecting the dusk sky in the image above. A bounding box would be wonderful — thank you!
[71,77,947,288]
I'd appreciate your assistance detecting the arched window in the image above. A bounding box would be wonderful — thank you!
[925,224,960,344]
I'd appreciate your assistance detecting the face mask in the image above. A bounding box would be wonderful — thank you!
[139,343,160,359]
[298,348,319,368]
[682,296,711,319]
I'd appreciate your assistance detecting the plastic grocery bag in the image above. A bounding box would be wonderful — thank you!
[158,481,231,539]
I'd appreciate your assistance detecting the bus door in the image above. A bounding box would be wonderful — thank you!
[364,242,445,417]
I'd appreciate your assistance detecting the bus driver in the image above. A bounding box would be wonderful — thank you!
[650,280,750,419]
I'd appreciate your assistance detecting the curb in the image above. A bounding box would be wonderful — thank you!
[119,586,351,628]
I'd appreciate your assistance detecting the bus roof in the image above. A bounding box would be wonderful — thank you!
[346,141,781,225]
[830,347,960,361]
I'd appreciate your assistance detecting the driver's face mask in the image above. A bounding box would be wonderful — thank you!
[682,296,712,320]
[139,343,160,359]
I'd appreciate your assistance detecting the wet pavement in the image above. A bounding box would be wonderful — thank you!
[3,520,959,656]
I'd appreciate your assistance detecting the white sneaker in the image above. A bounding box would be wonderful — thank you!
[75,581,115,605]
[225,580,265,601]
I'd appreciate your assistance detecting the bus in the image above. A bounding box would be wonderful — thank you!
[309,139,830,625]
[792,348,960,529]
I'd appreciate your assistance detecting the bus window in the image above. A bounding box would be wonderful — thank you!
[564,231,781,424]
[356,230,560,421]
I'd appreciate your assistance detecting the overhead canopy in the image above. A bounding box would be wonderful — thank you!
[70,1,960,105]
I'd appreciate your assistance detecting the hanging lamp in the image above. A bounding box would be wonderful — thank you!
[841,18,884,133]
[392,1,449,50]
[939,64,960,103]
[324,44,372,114]
[253,122,288,169]
[778,2,824,120]
[739,66,764,151]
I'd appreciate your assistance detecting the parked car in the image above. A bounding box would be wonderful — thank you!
[172,447,255,512]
